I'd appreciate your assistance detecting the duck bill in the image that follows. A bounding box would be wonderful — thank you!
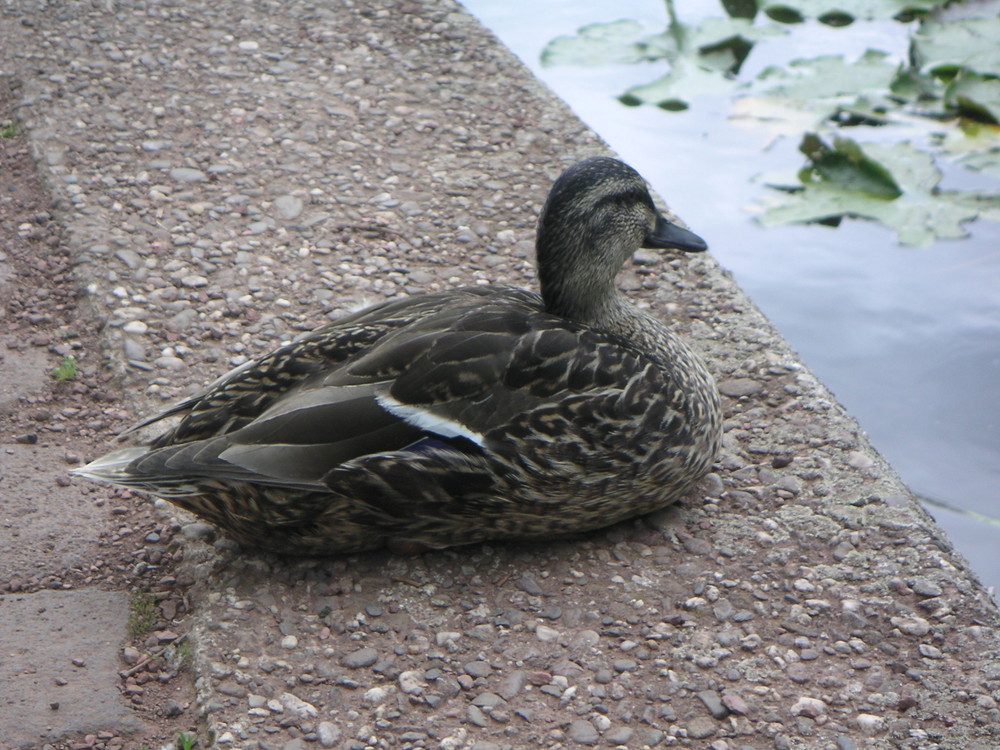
[644,214,708,253]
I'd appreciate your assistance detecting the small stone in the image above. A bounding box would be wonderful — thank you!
[280,635,298,649]
[466,705,488,727]
[122,320,148,335]
[435,631,462,645]
[362,686,389,705]
[890,615,930,636]
[318,722,341,748]
[911,578,943,597]
[238,40,260,51]
[180,274,208,288]
[686,716,717,739]
[790,696,826,718]
[464,660,491,678]
[274,195,304,220]
[169,167,207,183]
[181,522,215,541]
[472,692,506,709]
[718,378,761,398]
[721,691,750,715]
[569,629,600,650]
[567,719,599,745]
[592,714,611,731]
[122,646,141,665]
[498,670,526,699]
[341,648,378,669]
[918,644,943,659]
[856,713,885,735]
[605,727,633,744]
[535,624,559,642]
[697,690,729,719]
[280,692,318,719]
[399,670,424,695]
[847,451,875,470]
[786,662,811,684]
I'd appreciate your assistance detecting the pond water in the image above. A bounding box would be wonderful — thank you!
[460,0,1000,595]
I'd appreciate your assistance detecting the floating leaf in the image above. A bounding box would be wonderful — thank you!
[693,17,786,73]
[759,0,947,25]
[936,120,1000,176]
[541,20,672,67]
[945,71,1000,125]
[622,58,738,110]
[798,133,902,197]
[757,135,1000,245]
[912,18,1000,78]
[754,49,900,101]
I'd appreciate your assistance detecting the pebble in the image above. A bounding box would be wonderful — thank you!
[280,635,298,649]
[790,696,826,718]
[466,705,488,727]
[721,691,750,715]
[398,669,424,695]
[911,578,943,597]
[566,719,599,745]
[535,624,559,642]
[280,692,318,718]
[605,726,633,744]
[718,378,761,398]
[686,716,717,739]
[891,615,930,636]
[169,167,207,183]
[362,686,389,705]
[275,194,304,220]
[697,690,729,719]
[341,648,378,669]
[317,722,341,748]
[847,451,875,470]
[856,713,885,735]
[464,660,492,678]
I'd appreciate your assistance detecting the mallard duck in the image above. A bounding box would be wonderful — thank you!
[75,157,722,555]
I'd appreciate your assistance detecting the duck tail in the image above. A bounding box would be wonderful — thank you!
[71,447,148,486]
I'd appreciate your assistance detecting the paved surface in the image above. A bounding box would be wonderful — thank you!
[0,590,145,748]
[2,0,1000,748]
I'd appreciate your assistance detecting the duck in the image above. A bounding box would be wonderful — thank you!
[74,157,722,556]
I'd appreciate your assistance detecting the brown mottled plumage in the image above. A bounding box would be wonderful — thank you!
[74,157,722,555]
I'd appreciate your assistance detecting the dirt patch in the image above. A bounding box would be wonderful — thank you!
[0,77,199,750]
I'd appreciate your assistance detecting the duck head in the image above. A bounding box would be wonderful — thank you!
[535,157,707,322]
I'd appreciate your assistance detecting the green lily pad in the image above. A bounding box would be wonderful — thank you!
[755,49,900,100]
[936,120,1000,176]
[541,19,672,67]
[757,134,1000,245]
[945,71,1000,124]
[622,58,739,110]
[759,0,947,25]
[912,18,1000,78]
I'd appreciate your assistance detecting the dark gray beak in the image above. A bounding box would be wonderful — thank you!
[644,214,708,253]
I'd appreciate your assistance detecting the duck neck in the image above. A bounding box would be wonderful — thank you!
[541,269,640,334]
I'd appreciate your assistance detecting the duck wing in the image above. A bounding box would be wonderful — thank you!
[122,287,503,447]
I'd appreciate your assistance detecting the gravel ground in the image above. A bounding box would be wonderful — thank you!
[2,0,1000,749]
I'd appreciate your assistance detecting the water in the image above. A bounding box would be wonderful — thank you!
[461,0,1000,594]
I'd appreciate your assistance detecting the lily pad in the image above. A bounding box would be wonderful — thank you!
[754,49,900,101]
[936,120,1000,176]
[541,20,672,67]
[759,0,947,25]
[945,71,1000,125]
[622,58,739,110]
[912,18,1000,78]
[757,134,1000,245]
